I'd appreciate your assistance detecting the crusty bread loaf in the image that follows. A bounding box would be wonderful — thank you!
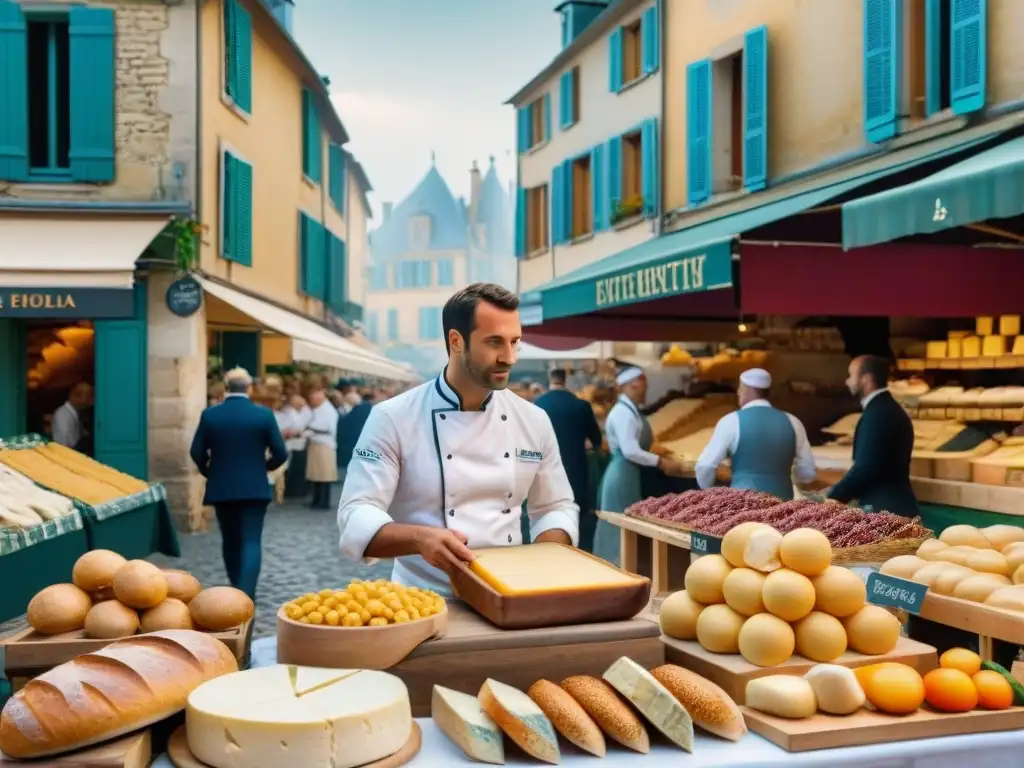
[527,679,606,757]
[0,629,238,758]
[650,664,746,742]
[560,675,649,754]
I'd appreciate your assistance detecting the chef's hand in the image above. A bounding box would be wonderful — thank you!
[416,527,475,573]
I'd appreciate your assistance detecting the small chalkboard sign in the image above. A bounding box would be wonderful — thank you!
[690,532,722,556]
[866,571,928,614]
[166,276,202,317]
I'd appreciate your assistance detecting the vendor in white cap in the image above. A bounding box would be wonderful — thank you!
[694,368,817,499]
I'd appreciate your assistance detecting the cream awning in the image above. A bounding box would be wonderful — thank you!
[196,276,419,382]
[0,214,170,287]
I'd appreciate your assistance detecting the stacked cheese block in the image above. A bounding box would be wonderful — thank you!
[0,442,147,507]
[661,525,901,666]
[924,315,1024,361]
[0,464,75,530]
[879,524,1024,610]
[433,657,747,764]
[27,549,254,639]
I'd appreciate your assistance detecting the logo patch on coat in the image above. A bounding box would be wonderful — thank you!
[355,448,381,462]
[516,449,543,463]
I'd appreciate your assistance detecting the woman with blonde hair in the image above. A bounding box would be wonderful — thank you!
[304,381,338,508]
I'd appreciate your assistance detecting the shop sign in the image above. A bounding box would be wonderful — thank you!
[866,572,928,615]
[690,532,721,556]
[0,288,134,319]
[166,276,203,317]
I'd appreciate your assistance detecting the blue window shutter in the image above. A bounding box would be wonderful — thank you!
[222,153,236,260]
[516,108,529,152]
[642,7,659,75]
[387,308,398,340]
[68,7,116,182]
[223,0,236,98]
[311,220,326,300]
[743,25,768,191]
[302,90,322,182]
[234,1,252,113]
[514,187,527,256]
[563,160,575,240]
[234,158,253,266]
[686,59,712,205]
[567,72,576,125]
[417,260,431,287]
[298,213,309,292]
[550,169,563,244]
[328,144,346,211]
[543,93,552,141]
[0,1,28,181]
[863,0,898,143]
[950,0,986,115]
[559,73,569,129]
[591,145,606,232]
[607,136,623,223]
[641,119,659,217]
[609,28,623,92]
[924,0,941,115]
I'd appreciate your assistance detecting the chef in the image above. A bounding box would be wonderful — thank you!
[694,368,817,499]
[336,283,579,595]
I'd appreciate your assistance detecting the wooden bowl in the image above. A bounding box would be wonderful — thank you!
[276,605,447,669]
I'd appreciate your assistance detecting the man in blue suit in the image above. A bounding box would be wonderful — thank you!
[190,367,288,600]
[337,389,374,487]
[534,369,603,552]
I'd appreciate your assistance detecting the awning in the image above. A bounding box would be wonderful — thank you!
[842,135,1024,249]
[517,341,611,361]
[196,277,419,382]
[0,213,170,287]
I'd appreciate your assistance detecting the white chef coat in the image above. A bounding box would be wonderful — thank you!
[694,399,817,489]
[279,405,312,451]
[306,401,338,447]
[51,402,81,448]
[336,369,580,595]
[605,395,660,467]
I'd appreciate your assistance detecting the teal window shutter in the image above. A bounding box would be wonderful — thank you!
[543,93,552,141]
[550,169,563,244]
[925,0,941,115]
[328,144,346,211]
[607,136,623,223]
[437,259,454,286]
[516,108,529,152]
[591,144,606,231]
[310,219,326,300]
[302,90,322,182]
[234,157,253,266]
[416,260,431,287]
[641,6,659,75]
[0,1,28,181]
[329,234,346,311]
[298,213,308,292]
[387,308,398,341]
[686,59,711,205]
[221,153,237,260]
[641,119,658,216]
[863,0,898,143]
[232,0,252,113]
[223,0,236,99]
[68,7,116,182]
[559,72,570,129]
[563,160,575,240]
[515,187,527,256]
[609,28,623,92]
[950,0,986,115]
[743,25,768,191]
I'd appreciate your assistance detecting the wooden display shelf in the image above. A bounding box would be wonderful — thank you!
[662,635,938,704]
[910,476,1024,517]
[595,511,693,606]
[917,592,1024,657]
[897,356,1024,371]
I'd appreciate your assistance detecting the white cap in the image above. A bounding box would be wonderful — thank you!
[616,366,645,386]
[739,368,771,389]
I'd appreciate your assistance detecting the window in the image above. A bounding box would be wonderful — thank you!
[221,150,253,266]
[710,50,743,194]
[559,68,580,129]
[386,308,398,341]
[301,89,322,182]
[902,0,953,118]
[516,94,551,152]
[527,185,548,254]
[418,307,443,341]
[299,212,326,299]
[622,21,642,83]
[437,259,454,286]
[328,144,346,212]
[622,131,642,210]
[223,0,252,113]
[326,233,346,312]
[570,155,592,239]
[408,215,432,249]
[609,7,658,92]
[27,17,70,174]
[369,264,389,290]
[396,260,431,288]
[366,311,378,342]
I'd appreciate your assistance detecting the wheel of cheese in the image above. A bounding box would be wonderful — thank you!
[879,555,927,580]
[189,586,255,631]
[26,583,92,635]
[932,546,976,567]
[842,605,901,655]
[761,569,815,622]
[965,549,1012,578]
[793,612,847,662]
[743,527,784,572]
[83,600,140,639]
[954,574,1011,602]
[722,568,766,617]
[695,604,745,654]
[659,591,705,641]
[983,584,1024,612]
[683,555,733,605]
[72,549,127,592]
[939,525,991,550]
[163,569,202,603]
[982,525,1024,551]
[916,539,949,561]
[140,598,195,632]
[113,560,169,609]
[811,566,866,618]
[779,529,832,577]
[737,613,795,667]
[721,522,773,568]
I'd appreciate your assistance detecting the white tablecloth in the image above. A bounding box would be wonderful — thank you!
[150,718,1024,767]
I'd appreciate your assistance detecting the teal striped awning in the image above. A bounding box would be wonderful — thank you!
[842,136,1024,250]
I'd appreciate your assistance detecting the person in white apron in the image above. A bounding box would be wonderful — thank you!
[336,283,579,595]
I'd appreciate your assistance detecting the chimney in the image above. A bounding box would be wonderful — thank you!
[268,0,294,33]
[382,202,393,222]
[468,160,482,223]
[557,0,608,48]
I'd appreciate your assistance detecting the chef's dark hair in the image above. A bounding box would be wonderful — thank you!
[857,355,891,389]
[442,282,519,353]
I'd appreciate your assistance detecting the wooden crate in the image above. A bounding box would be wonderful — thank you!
[916,592,1024,660]
[1,620,252,692]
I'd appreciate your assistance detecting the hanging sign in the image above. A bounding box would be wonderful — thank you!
[0,288,134,318]
[166,276,203,317]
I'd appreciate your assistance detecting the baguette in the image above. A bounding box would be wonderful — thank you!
[0,630,238,758]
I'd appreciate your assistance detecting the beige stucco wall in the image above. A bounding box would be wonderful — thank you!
[346,181,371,309]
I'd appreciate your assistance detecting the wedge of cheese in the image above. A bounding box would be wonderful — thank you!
[479,679,559,765]
[602,657,694,752]
[469,542,640,596]
[432,685,504,764]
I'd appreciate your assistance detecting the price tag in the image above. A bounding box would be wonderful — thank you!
[690,532,721,556]
[866,572,928,614]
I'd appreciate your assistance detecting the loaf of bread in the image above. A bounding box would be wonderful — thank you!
[0,630,238,758]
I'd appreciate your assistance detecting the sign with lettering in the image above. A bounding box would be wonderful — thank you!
[0,288,134,319]
[166,276,202,317]
[866,572,928,614]
[690,532,722,556]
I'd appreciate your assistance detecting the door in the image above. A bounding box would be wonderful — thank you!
[221,330,260,376]
[94,281,148,478]
[0,320,27,438]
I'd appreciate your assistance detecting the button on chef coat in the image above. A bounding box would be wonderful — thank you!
[336,370,580,595]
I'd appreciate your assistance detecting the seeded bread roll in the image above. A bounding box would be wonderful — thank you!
[560,675,649,754]
[527,679,606,757]
[650,664,746,741]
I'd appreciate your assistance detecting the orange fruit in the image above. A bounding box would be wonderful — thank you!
[973,670,1014,710]
[923,668,978,712]
[861,664,925,714]
[939,648,982,676]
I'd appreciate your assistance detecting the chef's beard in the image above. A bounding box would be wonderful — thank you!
[462,349,512,391]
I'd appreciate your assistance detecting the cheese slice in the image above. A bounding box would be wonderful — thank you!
[188,665,296,709]
[602,657,694,752]
[479,679,559,764]
[432,685,504,764]
[470,543,640,596]
[291,666,359,695]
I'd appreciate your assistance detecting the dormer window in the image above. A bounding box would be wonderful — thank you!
[408,215,431,249]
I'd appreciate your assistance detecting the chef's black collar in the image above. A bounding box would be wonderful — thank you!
[435,366,493,412]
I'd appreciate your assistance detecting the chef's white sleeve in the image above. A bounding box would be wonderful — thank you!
[526,422,580,545]
[607,404,660,467]
[336,409,401,563]
[695,413,736,489]
[788,413,819,485]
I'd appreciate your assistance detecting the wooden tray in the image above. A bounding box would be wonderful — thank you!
[662,635,938,704]
[449,544,651,629]
[917,591,1024,645]
[743,706,1024,752]
[0,731,150,767]
[389,603,663,717]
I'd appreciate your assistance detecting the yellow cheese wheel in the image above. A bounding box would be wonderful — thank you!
[879,555,927,580]
[743,527,784,573]
[965,549,1011,578]
[954,574,1012,603]
[1004,543,1024,573]
[793,611,848,662]
[722,522,775,568]
[939,525,992,549]
[722,568,766,617]
[932,546,976,567]
[737,613,795,667]
[842,605,901,655]
[684,554,733,605]
[983,585,1024,612]
[696,603,745,653]
[811,566,867,618]
[982,524,1024,551]
[916,539,949,561]
[762,569,815,622]
[659,590,705,640]
[779,528,832,577]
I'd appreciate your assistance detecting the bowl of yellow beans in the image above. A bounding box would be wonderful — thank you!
[276,579,448,669]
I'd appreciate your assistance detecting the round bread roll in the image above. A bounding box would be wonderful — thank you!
[695,604,745,653]
[983,524,1024,551]
[683,554,733,605]
[189,586,255,631]
[72,549,127,592]
[163,569,202,603]
[916,539,949,561]
[743,527,784,572]
[842,605,901,655]
[793,612,848,662]
[762,569,816,622]
[90,586,116,603]
[966,549,1012,578]
[113,560,168,609]
[879,555,927,580]
[722,568,766,617]
[140,598,195,632]
[738,613,795,667]
[527,679,605,758]
[26,583,92,635]
[939,525,991,549]
[811,566,867,618]
[954,573,1012,603]
[779,528,832,577]
[659,590,705,641]
[721,522,773,568]
[83,600,139,639]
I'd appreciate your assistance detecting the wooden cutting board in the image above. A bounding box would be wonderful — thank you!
[0,731,151,768]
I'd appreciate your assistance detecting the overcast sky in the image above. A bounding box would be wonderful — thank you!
[293,0,560,219]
